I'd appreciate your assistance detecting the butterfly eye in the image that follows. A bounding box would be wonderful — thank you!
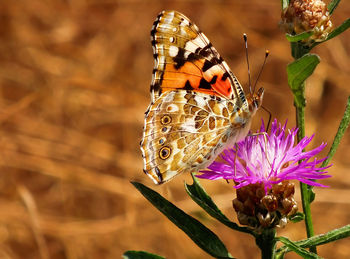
[159,146,171,160]
[161,115,172,125]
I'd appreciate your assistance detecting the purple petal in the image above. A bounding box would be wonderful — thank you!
[195,119,331,190]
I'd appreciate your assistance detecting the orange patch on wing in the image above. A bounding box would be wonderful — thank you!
[203,65,232,98]
[160,59,220,95]
[162,60,201,87]
[212,75,232,97]
[160,59,233,98]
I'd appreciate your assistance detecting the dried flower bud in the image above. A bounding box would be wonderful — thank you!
[281,0,333,42]
[257,212,274,228]
[261,195,278,212]
[277,217,288,228]
[232,181,298,230]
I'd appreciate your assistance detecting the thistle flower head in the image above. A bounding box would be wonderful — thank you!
[197,119,331,191]
[196,119,331,229]
[280,0,333,42]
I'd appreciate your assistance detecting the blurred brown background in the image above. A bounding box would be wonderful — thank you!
[0,0,349,258]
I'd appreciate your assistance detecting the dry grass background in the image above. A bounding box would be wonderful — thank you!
[0,0,349,258]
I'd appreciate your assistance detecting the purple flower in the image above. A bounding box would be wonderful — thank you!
[197,119,331,192]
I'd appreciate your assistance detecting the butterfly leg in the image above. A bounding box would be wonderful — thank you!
[234,142,240,178]
[261,105,272,132]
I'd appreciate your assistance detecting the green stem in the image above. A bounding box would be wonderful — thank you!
[293,70,317,254]
[291,42,310,59]
[295,96,350,256]
[292,41,317,253]
[256,229,276,259]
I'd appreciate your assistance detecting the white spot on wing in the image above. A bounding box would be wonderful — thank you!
[185,39,199,53]
[184,50,192,59]
[166,104,179,112]
[181,119,197,133]
[163,11,175,24]
[191,35,207,48]
[163,92,176,102]
[168,11,175,19]
[194,95,207,108]
[151,71,155,82]
[169,45,179,57]
[205,65,222,78]
[158,54,165,65]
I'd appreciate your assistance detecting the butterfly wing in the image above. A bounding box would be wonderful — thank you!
[141,10,257,184]
[150,10,247,106]
[141,91,247,184]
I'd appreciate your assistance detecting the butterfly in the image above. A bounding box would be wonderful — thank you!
[140,10,264,184]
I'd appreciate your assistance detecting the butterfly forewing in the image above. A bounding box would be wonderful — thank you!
[150,11,247,104]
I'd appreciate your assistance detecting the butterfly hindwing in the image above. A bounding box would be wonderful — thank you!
[141,90,244,184]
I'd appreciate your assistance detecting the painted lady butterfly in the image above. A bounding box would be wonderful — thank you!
[141,10,264,184]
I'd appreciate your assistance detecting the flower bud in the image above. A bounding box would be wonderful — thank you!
[281,0,333,42]
[232,181,298,230]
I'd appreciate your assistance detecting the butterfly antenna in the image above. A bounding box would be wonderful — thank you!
[243,34,252,94]
[253,50,269,93]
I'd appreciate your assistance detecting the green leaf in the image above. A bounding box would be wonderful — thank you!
[276,225,350,255]
[311,18,350,49]
[308,185,316,203]
[276,237,322,259]
[123,251,165,259]
[286,31,314,42]
[287,54,320,107]
[321,95,350,167]
[297,224,350,247]
[322,18,350,42]
[185,174,228,222]
[185,174,255,236]
[131,181,233,259]
[328,0,341,15]
[289,212,305,223]
[287,54,320,91]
